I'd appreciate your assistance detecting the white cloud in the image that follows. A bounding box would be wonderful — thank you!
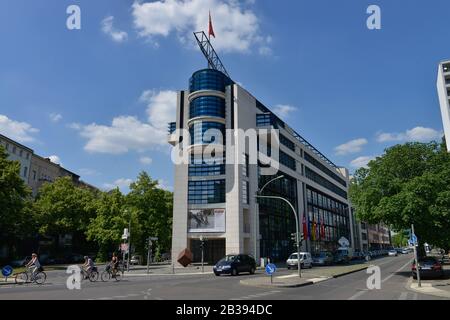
[376,127,442,143]
[103,178,134,191]
[131,0,271,54]
[68,123,82,130]
[74,90,177,155]
[139,156,153,165]
[334,138,368,156]
[350,156,375,169]
[101,16,128,43]
[0,114,39,143]
[48,155,62,165]
[49,113,62,123]
[272,104,297,119]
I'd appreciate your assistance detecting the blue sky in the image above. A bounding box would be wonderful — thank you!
[0,0,448,192]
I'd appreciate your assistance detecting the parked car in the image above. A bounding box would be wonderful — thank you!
[312,252,333,266]
[388,249,398,256]
[213,254,256,276]
[333,249,351,264]
[401,248,410,254]
[412,256,444,279]
[287,252,313,269]
[130,255,141,265]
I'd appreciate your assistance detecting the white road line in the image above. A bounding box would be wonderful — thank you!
[382,259,413,283]
[348,290,368,300]
[399,292,409,300]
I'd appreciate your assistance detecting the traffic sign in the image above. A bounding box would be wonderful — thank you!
[265,263,276,275]
[409,234,418,245]
[2,265,13,277]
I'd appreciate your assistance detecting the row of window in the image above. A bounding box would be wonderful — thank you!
[189,122,225,145]
[279,150,296,171]
[188,179,226,204]
[190,96,225,119]
[189,69,232,93]
[306,188,348,215]
[188,163,225,176]
[1,141,30,160]
[279,134,295,151]
[305,167,348,199]
[304,152,347,187]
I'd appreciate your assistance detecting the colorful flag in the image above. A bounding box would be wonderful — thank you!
[302,215,308,240]
[321,219,326,239]
[208,11,216,38]
[312,218,316,241]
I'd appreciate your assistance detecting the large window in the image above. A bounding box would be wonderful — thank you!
[190,96,225,119]
[189,122,225,145]
[280,150,296,171]
[305,166,347,199]
[189,69,232,93]
[304,152,346,187]
[280,134,295,151]
[188,179,226,204]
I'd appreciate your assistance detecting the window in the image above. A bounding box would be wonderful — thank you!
[189,69,232,93]
[304,152,347,187]
[23,166,28,178]
[33,170,37,180]
[305,167,347,199]
[242,181,249,204]
[189,122,225,145]
[190,96,225,119]
[189,156,225,176]
[188,179,226,204]
[19,150,23,157]
[242,154,249,177]
[26,153,30,160]
[279,150,296,171]
[13,146,16,154]
[256,113,272,127]
[280,134,295,151]
[5,143,9,151]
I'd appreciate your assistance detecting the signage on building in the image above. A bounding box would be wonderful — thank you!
[338,237,350,248]
[188,208,225,233]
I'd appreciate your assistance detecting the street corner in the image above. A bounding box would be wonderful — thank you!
[408,278,450,299]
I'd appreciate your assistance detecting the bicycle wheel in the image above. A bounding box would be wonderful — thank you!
[89,271,99,282]
[15,272,28,285]
[101,271,111,282]
[34,272,46,285]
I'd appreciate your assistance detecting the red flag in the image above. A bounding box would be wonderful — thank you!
[302,215,308,240]
[208,11,215,38]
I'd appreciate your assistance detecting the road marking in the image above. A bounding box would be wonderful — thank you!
[382,259,413,283]
[348,290,368,300]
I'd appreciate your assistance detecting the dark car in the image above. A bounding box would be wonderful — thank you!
[412,256,444,279]
[312,251,334,266]
[213,254,256,276]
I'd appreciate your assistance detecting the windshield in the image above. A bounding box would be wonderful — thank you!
[289,254,298,260]
[218,255,237,263]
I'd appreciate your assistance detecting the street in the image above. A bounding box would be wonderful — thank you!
[0,254,442,300]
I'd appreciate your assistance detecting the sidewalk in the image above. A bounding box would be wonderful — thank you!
[409,266,450,299]
[240,263,369,288]
[123,264,215,276]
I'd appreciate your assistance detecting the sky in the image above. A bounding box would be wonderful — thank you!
[0,0,449,192]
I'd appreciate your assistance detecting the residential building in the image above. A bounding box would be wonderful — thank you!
[368,223,391,250]
[437,60,450,152]
[168,68,354,264]
[0,133,33,183]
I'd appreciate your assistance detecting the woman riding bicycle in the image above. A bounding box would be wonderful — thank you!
[25,253,41,279]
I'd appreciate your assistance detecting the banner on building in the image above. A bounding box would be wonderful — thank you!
[188,209,225,233]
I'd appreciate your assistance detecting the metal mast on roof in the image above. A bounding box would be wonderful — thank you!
[193,31,230,78]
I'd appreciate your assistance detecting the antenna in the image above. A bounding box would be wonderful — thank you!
[193,31,230,78]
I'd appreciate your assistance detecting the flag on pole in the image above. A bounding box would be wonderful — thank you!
[321,219,325,239]
[302,215,308,240]
[312,218,316,241]
[208,11,215,38]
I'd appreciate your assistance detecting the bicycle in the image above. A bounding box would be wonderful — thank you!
[101,264,121,282]
[14,267,47,285]
[80,266,99,282]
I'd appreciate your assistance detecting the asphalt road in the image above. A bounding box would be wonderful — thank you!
[0,254,443,300]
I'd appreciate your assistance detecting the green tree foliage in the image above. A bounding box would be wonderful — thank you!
[0,145,33,243]
[126,171,173,260]
[34,176,97,236]
[392,232,408,248]
[350,141,450,250]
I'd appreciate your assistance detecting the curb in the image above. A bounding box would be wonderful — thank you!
[239,276,331,289]
[408,279,450,299]
[331,265,369,278]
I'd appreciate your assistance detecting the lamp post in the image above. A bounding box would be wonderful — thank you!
[255,175,302,278]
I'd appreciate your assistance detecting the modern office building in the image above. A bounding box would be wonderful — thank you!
[168,68,355,264]
[437,60,450,152]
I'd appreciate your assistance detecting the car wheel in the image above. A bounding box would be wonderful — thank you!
[287,266,291,270]
[250,267,255,275]
[214,272,220,277]
[309,264,313,269]
[231,268,238,276]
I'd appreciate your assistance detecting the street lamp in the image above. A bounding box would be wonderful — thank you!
[254,175,303,278]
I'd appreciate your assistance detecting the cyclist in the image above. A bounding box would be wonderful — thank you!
[111,252,119,275]
[82,255,95,278]
[25,253,41,280]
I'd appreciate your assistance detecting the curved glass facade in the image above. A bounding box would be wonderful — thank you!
[189,69,232,93]
[189,121,225,145]
[190,96,225,119]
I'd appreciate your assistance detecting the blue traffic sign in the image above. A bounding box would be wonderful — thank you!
[2,265,13,277]
[409,234,418,245]
[265,263,276,275]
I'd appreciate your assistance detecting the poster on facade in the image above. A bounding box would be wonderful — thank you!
[188,209,225,233]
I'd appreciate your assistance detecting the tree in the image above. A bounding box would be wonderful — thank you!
[0,145,32,246]
[392,231,408,248]
[86,188,128,261]
[126,172,173,261]
[350,140,450,251]
[33,176,97,253]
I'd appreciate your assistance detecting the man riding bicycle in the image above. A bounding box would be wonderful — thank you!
[25,253,41,280]
[82,256,96,278]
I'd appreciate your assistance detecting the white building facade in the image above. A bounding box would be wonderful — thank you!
[0,134,33,184]
[437,60,450,152]
[169,69,354,265]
